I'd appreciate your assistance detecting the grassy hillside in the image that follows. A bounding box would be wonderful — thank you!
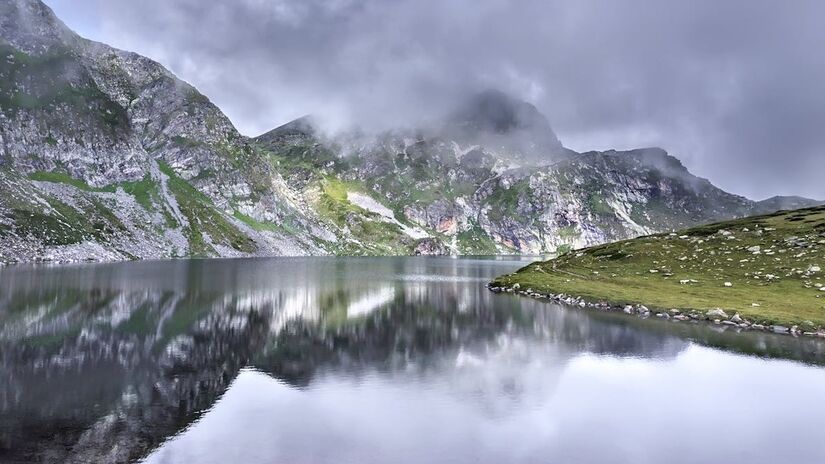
[491,206,825,330]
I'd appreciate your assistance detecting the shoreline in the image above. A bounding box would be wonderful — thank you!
[487,282,825,339]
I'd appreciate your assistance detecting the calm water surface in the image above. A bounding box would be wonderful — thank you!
[1,257,825,464]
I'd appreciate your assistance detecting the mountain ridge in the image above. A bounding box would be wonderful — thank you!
[0,0,821,264]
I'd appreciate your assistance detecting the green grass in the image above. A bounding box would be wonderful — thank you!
[588,192,613,216]
[316,178,413,255]
[484,179,530,222]
[158,162,256,255]
[456,221,501,254]
[118,176,159,210]
[171,135,203,148]
[28,170,96,191]
[493,206,825,329]
[29,171,159,211]
[233,210,301,235]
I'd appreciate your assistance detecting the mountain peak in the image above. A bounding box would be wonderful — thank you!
[0,0,77,53]
[444,89,564,161]
[451,89,550,134]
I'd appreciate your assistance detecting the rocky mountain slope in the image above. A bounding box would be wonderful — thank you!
[0,0,821,263]
[254,107,818,255]
[1,0,335,263]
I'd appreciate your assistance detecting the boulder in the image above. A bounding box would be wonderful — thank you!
[706,308,729,319]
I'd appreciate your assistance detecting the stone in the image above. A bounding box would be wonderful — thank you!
[723,282,733,287]
[730,313,743,323]
[706,308,729,320]
[623,305,633,314]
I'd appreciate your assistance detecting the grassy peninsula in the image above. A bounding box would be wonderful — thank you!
[491,205,825,331]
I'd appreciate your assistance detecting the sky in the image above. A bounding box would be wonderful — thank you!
[43,0,825,200]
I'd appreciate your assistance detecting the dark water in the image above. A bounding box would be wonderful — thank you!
[1,257,825,464]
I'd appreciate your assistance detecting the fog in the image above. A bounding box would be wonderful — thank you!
[43,0,825,200]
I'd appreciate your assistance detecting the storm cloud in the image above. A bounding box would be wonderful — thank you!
[45,0,825,200]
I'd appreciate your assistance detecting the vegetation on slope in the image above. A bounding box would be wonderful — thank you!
[492,206,825,329]
[157,162,256,255]
[316,178,413,255]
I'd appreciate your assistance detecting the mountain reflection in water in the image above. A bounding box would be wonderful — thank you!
[1,257,825,464]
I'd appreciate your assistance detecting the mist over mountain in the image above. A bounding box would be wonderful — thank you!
[0,0,821,264]
[41,0,825,201]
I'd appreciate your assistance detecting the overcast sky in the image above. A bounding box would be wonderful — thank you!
[44,0,825,200]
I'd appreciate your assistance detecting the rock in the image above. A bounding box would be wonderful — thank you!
[790,325,800,335]
[706,308,729,320]
[623,305,633,314]
[512,283,521,290]
[723,282,733,287]
[413,238,449,255]
[731,313,743,323]
[771,325,789,333]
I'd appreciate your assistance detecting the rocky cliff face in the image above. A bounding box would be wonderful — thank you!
[254,116,777,255]
[0,0,337,263]
[0,0,820,263]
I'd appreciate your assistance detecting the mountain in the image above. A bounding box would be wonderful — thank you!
[0,0,336,263]
[254,117,773,255]
[442,89,569,163]
[752,196,824,215]
[0,0,820,263]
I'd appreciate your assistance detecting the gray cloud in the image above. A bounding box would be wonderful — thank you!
[46,0,825,199]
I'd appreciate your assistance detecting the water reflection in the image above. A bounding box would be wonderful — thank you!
[0,257,824,463]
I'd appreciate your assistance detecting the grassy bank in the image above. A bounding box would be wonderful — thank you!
[491,205,825,330]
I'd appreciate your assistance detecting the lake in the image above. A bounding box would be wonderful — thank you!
[1,257,825,464]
